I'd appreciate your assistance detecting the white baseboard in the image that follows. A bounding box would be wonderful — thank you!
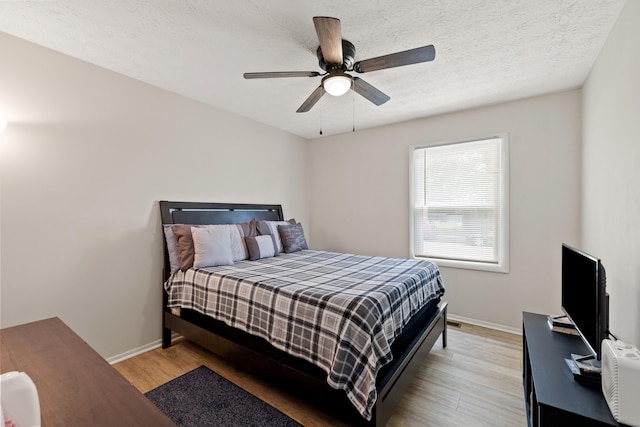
[106,333,181,365]
[448,314,522,335]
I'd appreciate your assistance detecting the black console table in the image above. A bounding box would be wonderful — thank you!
[523,312,620,427]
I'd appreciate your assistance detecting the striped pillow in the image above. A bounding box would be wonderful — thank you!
[245,235,277,260]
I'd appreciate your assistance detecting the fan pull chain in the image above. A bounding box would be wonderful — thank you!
[319,110,323,135]
[352,98,356,132]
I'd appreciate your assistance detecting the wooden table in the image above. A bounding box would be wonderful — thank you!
[0,317,176,427]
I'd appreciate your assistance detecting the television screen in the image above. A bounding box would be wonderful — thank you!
[561,244,607,360]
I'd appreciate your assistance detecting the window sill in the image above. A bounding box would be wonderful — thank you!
[415,256,509,273]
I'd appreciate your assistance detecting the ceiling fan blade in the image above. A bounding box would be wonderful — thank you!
[353,45,435,73]
[313,17,343,65]
[244,71,321,79]
[352,77,390,106]
[296,85,326,113]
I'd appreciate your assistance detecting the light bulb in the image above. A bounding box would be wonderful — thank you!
[322,74,351,96]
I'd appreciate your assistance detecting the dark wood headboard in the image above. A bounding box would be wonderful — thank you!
[159,201,283,226]
[159,201,284,279]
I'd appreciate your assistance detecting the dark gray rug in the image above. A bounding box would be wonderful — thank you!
[145,365,302,427]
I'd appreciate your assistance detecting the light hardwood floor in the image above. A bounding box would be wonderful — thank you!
[114,322,526,427]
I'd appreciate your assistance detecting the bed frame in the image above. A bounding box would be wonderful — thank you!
[159,200,447,426]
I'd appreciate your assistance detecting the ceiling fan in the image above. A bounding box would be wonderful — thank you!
[243,16,436,113]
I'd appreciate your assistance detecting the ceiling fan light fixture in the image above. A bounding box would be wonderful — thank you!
[322,73,351,96]
[243,17,435,113]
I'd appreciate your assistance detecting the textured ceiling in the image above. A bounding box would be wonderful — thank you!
[0,0,627,139]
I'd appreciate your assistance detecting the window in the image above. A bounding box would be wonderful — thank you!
[410,135,509,272]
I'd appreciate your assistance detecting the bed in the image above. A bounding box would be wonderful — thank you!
[160,201,447,426]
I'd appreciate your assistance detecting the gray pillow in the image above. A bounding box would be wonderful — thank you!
[278,223,309,253]
[239,218,257,237]
[163,225,180,274]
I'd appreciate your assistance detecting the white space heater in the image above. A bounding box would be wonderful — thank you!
[601,339,640,426]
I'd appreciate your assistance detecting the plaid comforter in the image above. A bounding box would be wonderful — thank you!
[164,250,444,420]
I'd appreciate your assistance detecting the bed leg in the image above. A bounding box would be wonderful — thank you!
[162,326,172,349]
[162,285,172,349]
[442,305,448,348]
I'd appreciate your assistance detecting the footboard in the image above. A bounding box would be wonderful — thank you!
[373,302,447,426]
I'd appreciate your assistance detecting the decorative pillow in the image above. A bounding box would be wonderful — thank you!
[278,223,309,253]
[191,226,234,268]
[245,235,277,261]
[256,219,296,253]
[172,224,202,271]
[163,225,180,274]
[238,218,257,238]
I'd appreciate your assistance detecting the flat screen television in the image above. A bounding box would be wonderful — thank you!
[561,243,608,360]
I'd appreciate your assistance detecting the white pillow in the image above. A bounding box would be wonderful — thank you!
[232,223,249,261]
[191,226,234,268]
[204,224,248,262]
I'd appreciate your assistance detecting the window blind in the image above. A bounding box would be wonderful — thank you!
[412,137,505,266]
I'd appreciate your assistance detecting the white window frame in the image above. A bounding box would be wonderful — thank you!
[409,134,510,273]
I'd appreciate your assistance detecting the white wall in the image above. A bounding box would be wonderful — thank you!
[309,90,582,330]
[0,34,310,359]
[3,3,636,358]
[582,0,640,346]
